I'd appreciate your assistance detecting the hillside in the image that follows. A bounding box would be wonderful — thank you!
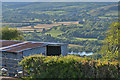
[2,2,118,53]
[2,2,118,23]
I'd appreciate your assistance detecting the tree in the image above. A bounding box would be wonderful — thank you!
[100,22,120,60]
[34,29,37,33]
[1,26,24,40]
[42,28,46,33]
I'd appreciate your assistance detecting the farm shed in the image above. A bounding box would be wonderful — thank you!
[0,40,68,76]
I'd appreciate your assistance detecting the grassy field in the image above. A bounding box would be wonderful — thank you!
[68,44,83,48]
[74,37,98,41]
[45,29,64,37]
[70,37,98,41]
[105,11,118,16]
[98,17,112,19]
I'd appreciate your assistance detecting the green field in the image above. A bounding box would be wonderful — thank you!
[73,37,98,41]
[68,44,84,48]
[45,29,64,37]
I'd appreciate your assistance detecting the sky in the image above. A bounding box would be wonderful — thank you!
[1,0,119,2]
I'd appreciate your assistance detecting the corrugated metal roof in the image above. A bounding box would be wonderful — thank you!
[0,40,67,53]
[1,41,29,50]
[0,40,23,47]
[0,40,45,53]
[4,42,45,53]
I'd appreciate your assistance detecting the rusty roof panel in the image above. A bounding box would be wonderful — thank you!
[1,41,45,53]
[1,42,29,50]
[5,43,45,53]
[0,40,23,47]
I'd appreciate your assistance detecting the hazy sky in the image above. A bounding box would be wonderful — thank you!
[1,0,119,2]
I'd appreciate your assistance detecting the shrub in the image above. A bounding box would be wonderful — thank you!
[19,55,119,79]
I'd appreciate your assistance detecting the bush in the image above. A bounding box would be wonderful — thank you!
[19,55,119,79]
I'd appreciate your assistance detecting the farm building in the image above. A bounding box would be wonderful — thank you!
[0,40,68,76]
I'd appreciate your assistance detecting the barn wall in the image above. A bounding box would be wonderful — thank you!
[2,52,23,76]
[61,45,68,56]
[2,52,21,59]
[23,47,46,57]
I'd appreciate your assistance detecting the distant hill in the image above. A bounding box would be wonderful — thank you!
[2,2,118,53]
[2,2,118,23]
[89,4,118,16]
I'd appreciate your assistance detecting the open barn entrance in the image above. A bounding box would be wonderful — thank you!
[47,46,61,56]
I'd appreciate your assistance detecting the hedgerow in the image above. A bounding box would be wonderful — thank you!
[19,55,119,79]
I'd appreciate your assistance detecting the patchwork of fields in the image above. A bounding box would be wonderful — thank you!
[15,21,79,32]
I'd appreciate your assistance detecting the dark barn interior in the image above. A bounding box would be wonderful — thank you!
[47,46,61,56]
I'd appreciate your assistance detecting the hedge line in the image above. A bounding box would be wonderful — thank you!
[19,55,119,79]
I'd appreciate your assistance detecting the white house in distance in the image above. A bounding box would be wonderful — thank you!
[0,40,68,76]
